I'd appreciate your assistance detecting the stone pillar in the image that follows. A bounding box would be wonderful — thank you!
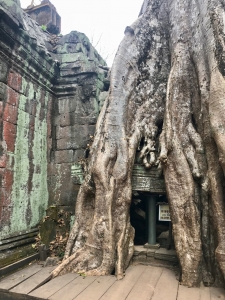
[145,195,159,248]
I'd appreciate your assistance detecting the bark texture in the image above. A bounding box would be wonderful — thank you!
[52,0,225,287]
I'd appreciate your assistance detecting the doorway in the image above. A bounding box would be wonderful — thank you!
[130,192,173,248]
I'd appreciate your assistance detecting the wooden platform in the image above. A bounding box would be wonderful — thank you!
[0,263,224,300]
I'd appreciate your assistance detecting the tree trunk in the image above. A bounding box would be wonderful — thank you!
[52,0,225,287]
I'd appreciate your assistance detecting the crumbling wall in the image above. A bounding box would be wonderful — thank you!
[0,0,56,239]
[0,0,108,253]
[48,31,109,209]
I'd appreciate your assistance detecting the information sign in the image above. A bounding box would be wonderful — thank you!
[159,204,171,221]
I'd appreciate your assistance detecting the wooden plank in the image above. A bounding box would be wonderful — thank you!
[99,265,146,300]
[210,287,225,300]
[29,273,79,299]
[0,263,42,291]
[0,290,44,300]
[199,285,210,300]
[75,276,116,300]
[126,266,163,300]
[49,275,98,300]
[177,284,200,300]
[11,266,55,295]
[151,268,179,300]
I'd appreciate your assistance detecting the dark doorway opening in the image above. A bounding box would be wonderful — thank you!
[130,192,173,248]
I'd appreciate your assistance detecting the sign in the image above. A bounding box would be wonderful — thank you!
[159,204,171,221]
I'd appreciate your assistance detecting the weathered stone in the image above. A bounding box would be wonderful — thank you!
[0,0,24,28]
[45,206,58,221]
[24,1,61,35]
[58,97,77,114]
[57,137,88,150]
[3,121,17,152]
[7,70,22,93]
[56,124,93,140]
[0,83,7,103]
[0,0,108,268]
[6,87,19,107]
[40,218,57,247]
[74,149,85,162]
[0,60,8,83]
[55,150,74,164]
[44,256,60,267]
[3,103,18,124]
[48,163,78,206]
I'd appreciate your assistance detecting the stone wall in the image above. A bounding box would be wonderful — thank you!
[0,0,56,239]
[0,0,108,250]
[48,31,109,208]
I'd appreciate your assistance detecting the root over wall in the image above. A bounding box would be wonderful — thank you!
[52,0,225,287]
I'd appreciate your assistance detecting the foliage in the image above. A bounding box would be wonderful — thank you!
[41,24,47,31]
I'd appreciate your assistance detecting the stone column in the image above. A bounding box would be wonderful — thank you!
[145,195,159,248]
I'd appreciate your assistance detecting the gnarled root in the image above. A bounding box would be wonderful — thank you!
[160,42,203,286]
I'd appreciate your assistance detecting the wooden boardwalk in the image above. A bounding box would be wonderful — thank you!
[0,263,224,300]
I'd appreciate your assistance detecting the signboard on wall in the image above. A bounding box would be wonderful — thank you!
[159,204,171,221]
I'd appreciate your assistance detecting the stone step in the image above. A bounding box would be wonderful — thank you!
[132,246,178,266]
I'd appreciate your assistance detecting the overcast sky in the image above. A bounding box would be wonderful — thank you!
[20,0,144,66]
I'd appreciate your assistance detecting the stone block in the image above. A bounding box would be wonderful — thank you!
[39,107,46,121]
[58,112,71,127]
[39,218,57,247]
[0,188,6,204]
[44,257,60,267]
[7,87,19,107]
[133,253,147,264]
[134,245,147,255]
[74,149,85,162]
[2,169,13,196]
[146,255,156,263]
[0,206,12,233]
[88,125,96,135]
[147,249,156,257]
[0,0,24,28]
[56,125,79,139]
[0,83,7,103]
[3,121,17,152]
[57,137,87,150]
[58,112,98,127]
[3,103,18,124]
[154,248,178,262]
[48,163,78,207]
[144,243,160,249]
[61,53,87,64]
[7,70,22,93]
[0,153,7,168]
[56,124,94,149]
[0,60,8,83]
[25,100,37,117]
[133,246,148,263]
[55,150,74,164]
[58,97,77,114]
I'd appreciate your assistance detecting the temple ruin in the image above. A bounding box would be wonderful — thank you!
[1,0,225,290]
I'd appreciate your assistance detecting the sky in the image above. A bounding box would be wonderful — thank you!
[20,0,144,66]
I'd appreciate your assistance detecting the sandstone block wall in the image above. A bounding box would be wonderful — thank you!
[0,0,108,244]
[0,0,57,239]
[48,31,109,207]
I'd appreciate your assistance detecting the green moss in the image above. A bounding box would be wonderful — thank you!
[61,53,89,64]
[0,245,36,268]
[28,88,48,227]
[1,82,49,238]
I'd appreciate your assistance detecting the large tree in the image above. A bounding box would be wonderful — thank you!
[52,0,225,287]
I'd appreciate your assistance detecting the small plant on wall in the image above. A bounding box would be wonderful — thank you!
[41,24,47,31]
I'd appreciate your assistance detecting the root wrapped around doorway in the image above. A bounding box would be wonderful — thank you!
[52,0,225,287]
